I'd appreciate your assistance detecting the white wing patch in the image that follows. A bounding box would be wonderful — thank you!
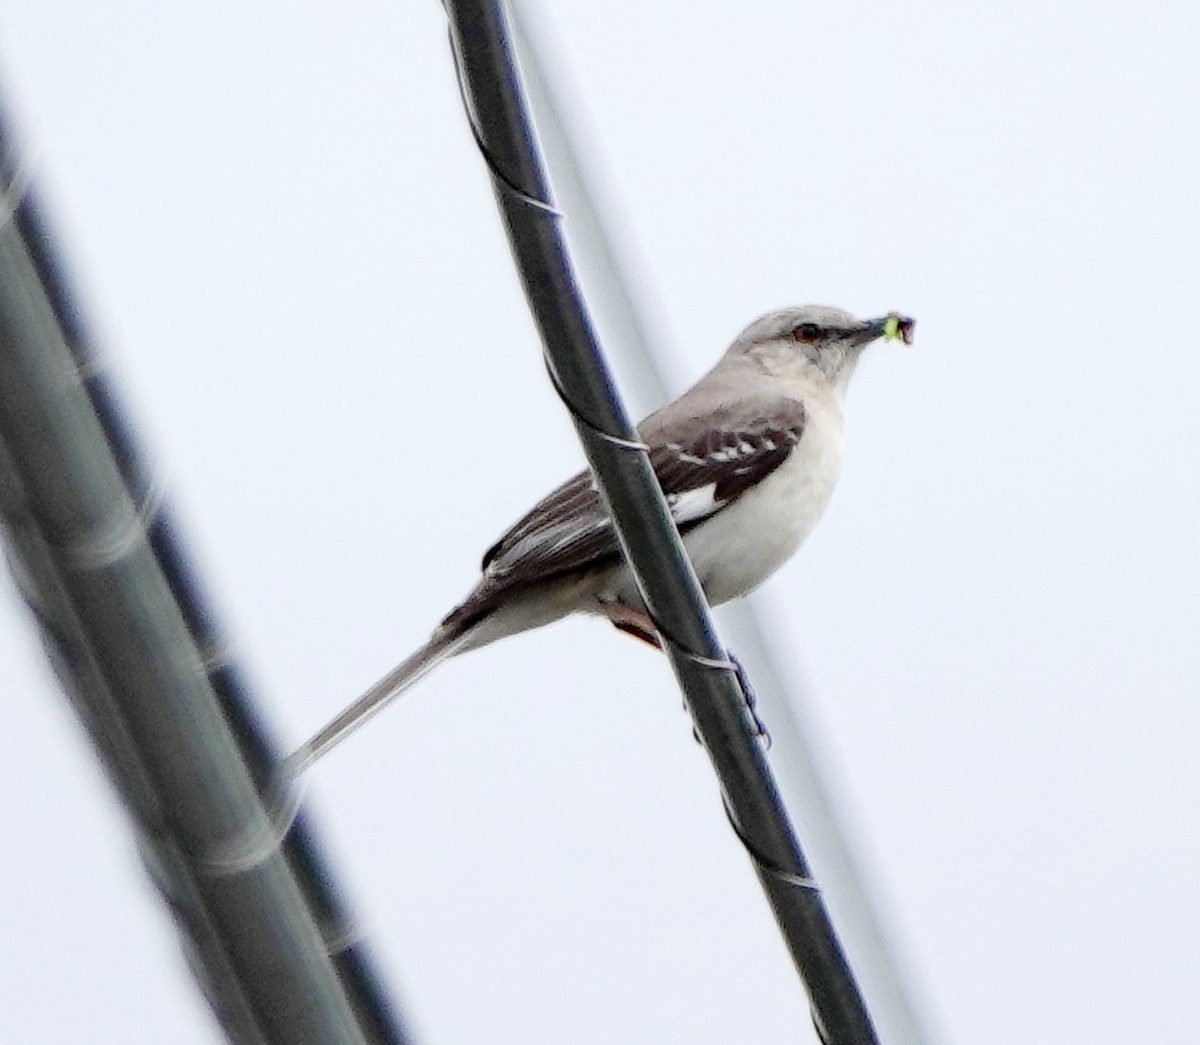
[666,483,722,525]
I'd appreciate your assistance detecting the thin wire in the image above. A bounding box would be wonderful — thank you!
[60,471,170,571]
[720,790,819,890]
[447,26,562,218]
[194,773,308,877]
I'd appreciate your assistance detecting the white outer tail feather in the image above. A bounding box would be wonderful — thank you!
[283,625,472,780]
[200,629,471,878]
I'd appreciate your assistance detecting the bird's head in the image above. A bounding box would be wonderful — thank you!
[726,305,915,392]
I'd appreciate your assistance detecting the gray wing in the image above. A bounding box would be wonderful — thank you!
[442,399,806,630]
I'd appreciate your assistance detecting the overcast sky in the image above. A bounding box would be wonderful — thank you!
[1,2,1198,1043]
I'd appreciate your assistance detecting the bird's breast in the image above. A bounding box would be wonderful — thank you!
[684,395,845,605]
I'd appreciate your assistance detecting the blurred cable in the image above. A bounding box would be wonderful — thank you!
[0,104,410,1042]
[508,6,944,1044]
[443,2,876,1041]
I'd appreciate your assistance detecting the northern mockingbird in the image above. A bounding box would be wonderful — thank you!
[289,304,914,776]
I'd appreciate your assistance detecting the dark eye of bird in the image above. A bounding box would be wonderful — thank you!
[792,322,822,343]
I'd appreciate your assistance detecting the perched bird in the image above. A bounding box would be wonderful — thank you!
[289,304,913,776]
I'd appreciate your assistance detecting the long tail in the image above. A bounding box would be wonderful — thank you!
[202,628,470,876]
[283,626,471,780]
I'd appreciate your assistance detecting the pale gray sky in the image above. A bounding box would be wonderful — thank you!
[1,2,1198,1043]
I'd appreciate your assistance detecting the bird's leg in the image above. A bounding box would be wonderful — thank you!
[598,599,662,648]
[600,599,769,746]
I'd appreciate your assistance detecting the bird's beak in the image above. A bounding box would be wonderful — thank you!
[858,313,916,346]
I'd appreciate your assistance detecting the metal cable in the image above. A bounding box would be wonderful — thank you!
[0,97,411,1045]
[441,2,878,1041]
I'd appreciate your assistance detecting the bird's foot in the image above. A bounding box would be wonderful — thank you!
[601,601,769,747]
[729,651,772,749]
[686,651,771,748]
